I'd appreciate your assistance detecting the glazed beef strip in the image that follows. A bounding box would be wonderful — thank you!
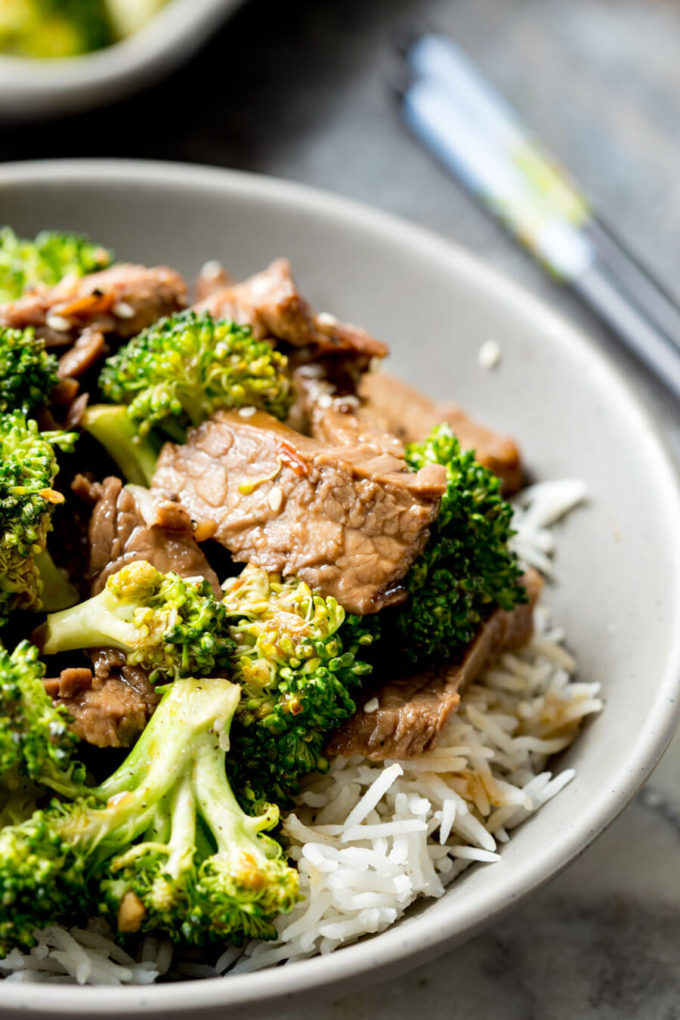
[0,263,187,348]
[328,570,543,760]
[152,409,446,615]
[195,258,388,364]
[79,475,221,597]
[44,650,159,748]
[292,364,405,455]
[194,261,231,302]
[358,371,523,493]
[56,328,107,379]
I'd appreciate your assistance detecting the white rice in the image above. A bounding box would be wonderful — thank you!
[0,481,598,984]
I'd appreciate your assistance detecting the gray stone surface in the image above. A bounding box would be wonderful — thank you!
[3,1,680,1016]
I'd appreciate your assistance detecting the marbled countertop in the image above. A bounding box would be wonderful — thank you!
[3,1,680,1015]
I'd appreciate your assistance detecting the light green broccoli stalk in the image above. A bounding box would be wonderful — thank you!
[0,677,299,954]
[84,311,292,483]
[223,564,374,806]
[383,424,526,670]
[38,560,235,684]
[79,403,161,486]
[0,411,78,625]
[0,326,59,415]
[0,227,111,301]
[0,640,85,798]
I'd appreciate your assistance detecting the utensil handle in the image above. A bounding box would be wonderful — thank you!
[575,265,680,401]
[400,77,594,280]
[399,36,680,398]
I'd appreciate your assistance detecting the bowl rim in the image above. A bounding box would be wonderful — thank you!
[0,0,243,117]
[1,157,680,1016]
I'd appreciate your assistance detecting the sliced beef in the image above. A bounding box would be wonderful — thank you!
[44,649,159,748]
[195,258,388,363]
[85,476,221,596]
[57,328,107,379]
[43,667,93,701]
[0,264,187,347]
[63,392,90,430]
[152,410,446,615]
[50,376,80,406]
[359,372,523,493]
[292,364,405,457]
[328,570,543,759]
[194,261,231,303]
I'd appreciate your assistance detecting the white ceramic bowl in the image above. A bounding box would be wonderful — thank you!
[1,159,679,1019]
[0,0,242,120]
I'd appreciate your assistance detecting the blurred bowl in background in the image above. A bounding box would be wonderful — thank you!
[0,0,243,121]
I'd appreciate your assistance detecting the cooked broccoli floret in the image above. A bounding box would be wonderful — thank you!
[381,424,525,671]
[0,677,299,953]
[0,411,78,625]
[0,640,85,798]
[0,326,58,416]
[98,309,292,440]
[39,560,235,683]
[222,565,374,806]
[83,313,292,485]
[0,227,111,301]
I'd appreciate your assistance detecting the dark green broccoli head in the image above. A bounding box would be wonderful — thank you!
[0,677,299,955]
[0,326,58,415]
[98,310,293,444]
[0,412,76,624]
[40,560,235,683]
[0,227,111,301]
[389,424,525,670]
[223,565,374,805]
[0,640,84,796]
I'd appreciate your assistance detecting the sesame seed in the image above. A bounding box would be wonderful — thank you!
[478,340,502,370]
[113,301,135,319]
[317,394,333,409]
[363,698,379,714]
[238,406,256,418]
[46,314,72,333]
[317,311,338,326]
[268,486,283,513]
[200,259,224,281]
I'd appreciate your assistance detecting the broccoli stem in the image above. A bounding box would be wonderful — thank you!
[80,404,159,486]
[160,782,198,884]
[34,550,79,613]
[100,680,239,800]
[78,682,239,879]
[194,739,278,851]
[39,585,140,657]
